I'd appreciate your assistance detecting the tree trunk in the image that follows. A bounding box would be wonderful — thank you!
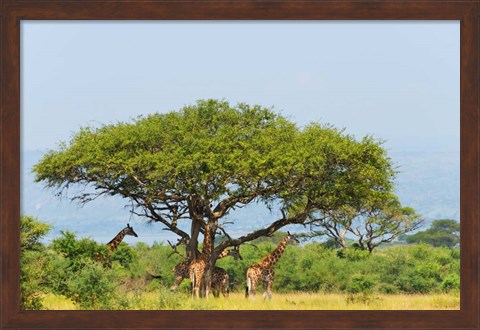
[188,220,202,261]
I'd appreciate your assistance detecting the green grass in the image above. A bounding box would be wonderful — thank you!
[41,292,459,310]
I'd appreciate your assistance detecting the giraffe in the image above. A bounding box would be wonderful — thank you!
[96,224,138,267]
[189,223,214,298]
[210,246,243,297]
[106,223,138,251]
[245,231,299,300]
[170,246,242,293]
[210,267,229,298]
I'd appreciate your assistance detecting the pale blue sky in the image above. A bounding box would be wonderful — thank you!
[20,21,460,242]
[21,21,459,153]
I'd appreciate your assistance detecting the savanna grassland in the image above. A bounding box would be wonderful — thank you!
[23,101,460,311]
[41,292,459,310]
[22,216,460,311]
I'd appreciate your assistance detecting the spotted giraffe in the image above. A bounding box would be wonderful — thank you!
[172,246,242,294]
[210,267,230,298]
[96,224,138,267]
[189,223,214,298]
[245,232,299,300]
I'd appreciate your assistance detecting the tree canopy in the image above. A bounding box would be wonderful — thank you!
[20,215,52,251]
[34,99,419,262]
[405,219,459,248]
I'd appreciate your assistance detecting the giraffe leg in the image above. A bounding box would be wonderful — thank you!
[246,274,257,298]
[200,278,206,297]
[212,285,220,298]
[262,279,269,300]
[222,276,229,297]
[266,272,274,300]
[266,279,273,300]
[194,279,201,298]
[190,272,198,298]
[250,277,258,299]
[245,275,251,298]
[204,268,211,299]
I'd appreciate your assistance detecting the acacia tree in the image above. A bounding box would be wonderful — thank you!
[305,196,422,252]
[287,124,422,252]
[405,219,459,247]
[34,99,411,292]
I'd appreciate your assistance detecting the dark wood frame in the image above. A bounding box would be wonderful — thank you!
[1,1,478,329]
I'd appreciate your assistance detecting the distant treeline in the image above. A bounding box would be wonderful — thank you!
[21,216,459,310]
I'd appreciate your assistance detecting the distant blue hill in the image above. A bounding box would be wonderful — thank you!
[21,149,460,245]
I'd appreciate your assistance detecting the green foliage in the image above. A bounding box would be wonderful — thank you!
[111,243,137,270]
[442,274,460,292]
[20,250,52,309]
[20,215,52,251]
[251,231,289,245]
[66,261,118,309]
[405,219,460,248]
[20,216,52,309]
[21,218,460,310]
[51,231,108,271]
[33,99,407,256]
[346,274,376,304]
[343,247,371,262]
[33,100,298,204]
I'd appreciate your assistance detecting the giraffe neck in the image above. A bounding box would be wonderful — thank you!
[259,237,289,268]
[217,249,229,259]
[107,230,127,252]
[200,223,213,261]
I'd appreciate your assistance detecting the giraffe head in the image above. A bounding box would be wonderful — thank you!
[285,231,299,245]
[123,223,138,237]
[176,236,189,246]
[217,245,243,260]
[228,245,243,260]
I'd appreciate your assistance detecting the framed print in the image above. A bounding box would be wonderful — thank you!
[1,1,478,329]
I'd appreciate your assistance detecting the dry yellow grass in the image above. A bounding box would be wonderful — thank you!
[41,292,459,310]
[173,292,459,310]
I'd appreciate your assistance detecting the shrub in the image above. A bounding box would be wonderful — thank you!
[20,250,52,309]
[346,274,376,304]
[66,261,118,309]
[111,243,138,269]
[442,274,460,292]
[378,283,399,294]
[20,215,52,310]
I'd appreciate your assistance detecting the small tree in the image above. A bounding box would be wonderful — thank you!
[405,219,460,248]
[20,216,52,309]
[304,195,423,252]
[20,215,51,251]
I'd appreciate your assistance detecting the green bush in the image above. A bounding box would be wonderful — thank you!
[51,231,109,271]
[442,274,460,292]
[66,261,118,309]
[20,215,52,310]
[346,274,375,294]
[20,220,462,310]
[20,250,53,309]
[111,243,138,270]
[377,283,399,294]
[346,274,376,304]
